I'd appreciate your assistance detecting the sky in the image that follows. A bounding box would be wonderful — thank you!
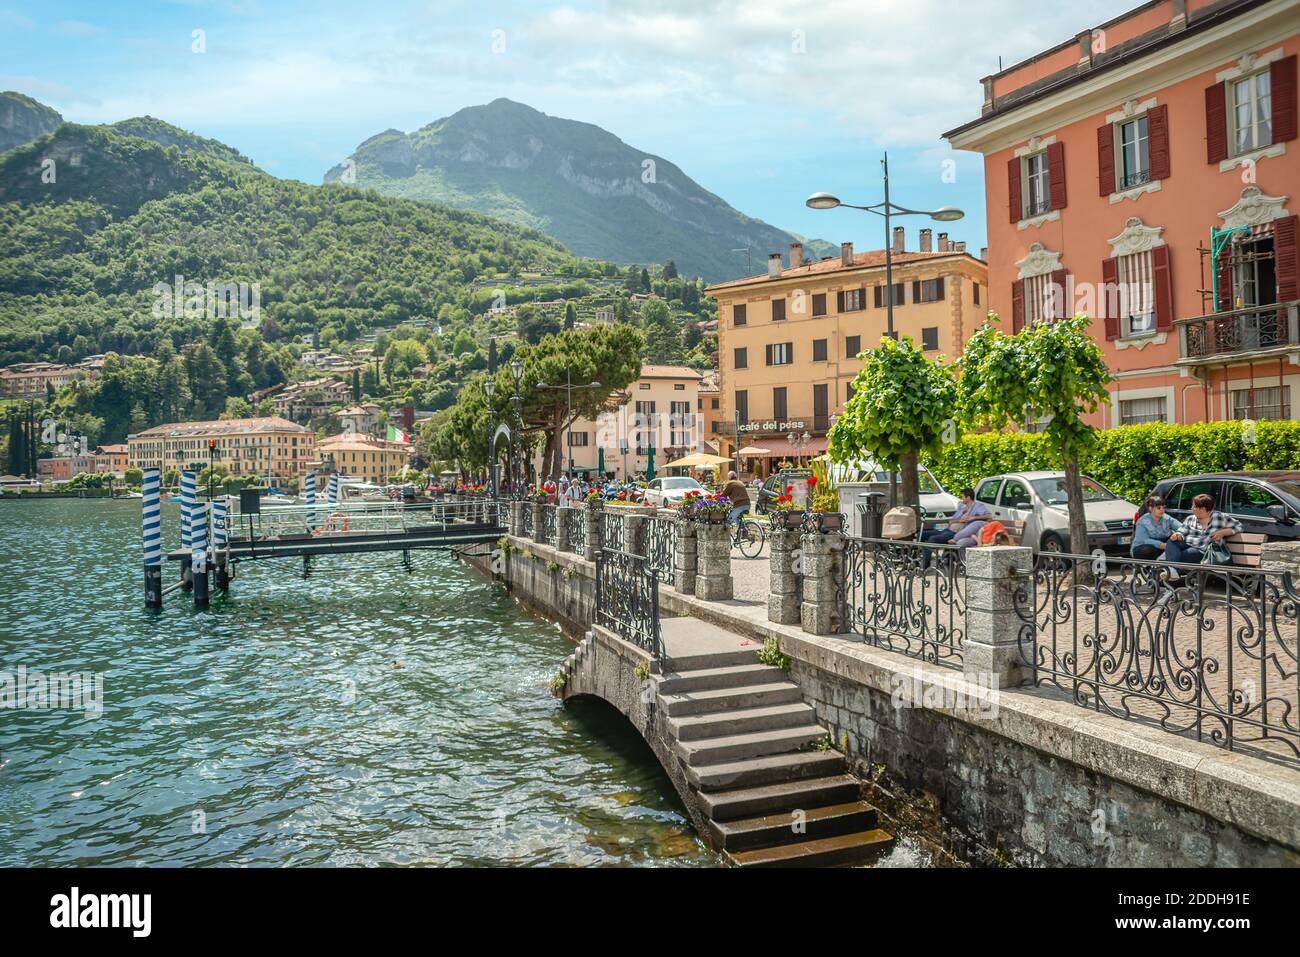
[0,0,1140,258]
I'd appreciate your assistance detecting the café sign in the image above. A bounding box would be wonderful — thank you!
[739,420,807,434]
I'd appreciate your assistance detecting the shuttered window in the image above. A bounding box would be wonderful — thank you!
[733,303,747,326]
[812,293,827,316]
[772,298,786,321]
[812,338,827,361]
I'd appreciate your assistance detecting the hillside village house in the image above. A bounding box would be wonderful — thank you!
[336,402,383,437]
[128,417,316,479]
[73,443,129,476]
[560,365,704,480]
[271,377,353,423]
[945,0,1299,426]
[310,433,411,485]
[0,362,87,399]
[706,237,988,475]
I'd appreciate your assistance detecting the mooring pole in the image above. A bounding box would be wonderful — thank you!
[191,502,209,610]
[305,472,317,532]
[328,473,339,507]
[180,469,197,591]
[212,497,229,593]
[142,467,162,609]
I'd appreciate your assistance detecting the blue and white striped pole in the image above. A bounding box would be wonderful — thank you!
[142,467,162,608]
[212,498,229,593]
[305,473,317,531]
[191,502,209,610]
[180,470,197,591]
[328,473,339,507]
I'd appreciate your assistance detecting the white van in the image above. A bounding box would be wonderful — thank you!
[971,471,1139,553]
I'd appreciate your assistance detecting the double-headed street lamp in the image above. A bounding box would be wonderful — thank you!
[787,430,811,467]
[806,152,963,338]
[536,370,602,482]
[484,377,497,497]
[510,358,524,496]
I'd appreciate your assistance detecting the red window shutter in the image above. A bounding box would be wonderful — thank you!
[1049,268,1068,320]
[1148,104,1171,180]
[1046,142,1067,211]
[1097,123,1115,196]
[1272,55,1298,144]
[1007,156,1022,222]
[1101,258,1120,340]
[1205,81,1228,164]
[1275,215,1300,303]
[1152,245,1174,330]
[1011,279,1025,333]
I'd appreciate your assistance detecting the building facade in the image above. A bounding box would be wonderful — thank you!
[72,444,129,476]
[127,416,316,478]
[946,0,1300,427]
[310,433,411,484]
[0,363,84,399]
[706,238,987,474]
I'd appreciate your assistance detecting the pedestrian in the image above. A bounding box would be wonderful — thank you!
[1165,492,1241,567]
[1131,494,1180,560]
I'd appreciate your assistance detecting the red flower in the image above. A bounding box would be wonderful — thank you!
[785,485,793,494]
[807,475,818,487]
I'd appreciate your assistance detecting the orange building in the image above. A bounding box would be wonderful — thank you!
[946,0,1299,426]
[128,417,316,478]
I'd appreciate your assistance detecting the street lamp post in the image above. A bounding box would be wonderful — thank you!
[484,378,497,498]
[806,152,964,338]
[510,359,524,497]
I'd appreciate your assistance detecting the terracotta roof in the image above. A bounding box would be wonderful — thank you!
[704,248,981,292]
[638,364,703,380]
[131,416,313,437]
[312,441,408,453]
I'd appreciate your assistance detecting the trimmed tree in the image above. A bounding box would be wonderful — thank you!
[828,335,957,510]
[957,312,1112,556]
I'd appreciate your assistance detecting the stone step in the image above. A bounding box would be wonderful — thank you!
[698,775,863,822]
[658,663,788,695]
[709,801,880,852]
[687,749,846,792]
[668,702,816,741]
[726,828,895,868]
[663,648,760,671]
[675,724,827,767]
[658,682,804,718]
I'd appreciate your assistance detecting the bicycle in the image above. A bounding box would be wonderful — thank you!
[728,510,766,558]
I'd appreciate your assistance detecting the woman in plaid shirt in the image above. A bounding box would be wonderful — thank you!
[1164,493,1242,565]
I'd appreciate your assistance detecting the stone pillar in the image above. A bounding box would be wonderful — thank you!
[624,513,648,557]
[510,501,526,538]
[963,545,1034,688]
[673,516,697,595]
[584,506,602,562]
[694,522,734,601]
[530,502,545,543]
[800,531,843,635]
[1261,541,1300,580]
[554,506,571,552]
[768,527,802,625]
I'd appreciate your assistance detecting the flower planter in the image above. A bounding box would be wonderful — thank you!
[774,510,807,530]
[812,511,843,534]
[696,511,726,525]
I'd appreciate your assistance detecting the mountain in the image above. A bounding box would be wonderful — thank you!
[0,91,63,153]
[325,98,830,282]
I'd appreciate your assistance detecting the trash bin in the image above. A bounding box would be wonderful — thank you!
[856,491,887,538]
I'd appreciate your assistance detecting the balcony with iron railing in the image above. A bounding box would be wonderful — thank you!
[1176,300,1300,365]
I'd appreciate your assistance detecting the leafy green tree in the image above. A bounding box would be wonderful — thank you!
[829,335,957,510]
[639,298,683,364]
[515,303,560,344]
[662,259,678,281]
[957,313,1112,555]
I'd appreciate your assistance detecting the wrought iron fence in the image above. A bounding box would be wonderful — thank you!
[569,507,588,551]
[602,511,626,552]
[839,536,967,668]
[595,547,662,659]
[522,502,534,537]
[644,515,678,583]
[1014,552,1300,764]
[539,504,557,544]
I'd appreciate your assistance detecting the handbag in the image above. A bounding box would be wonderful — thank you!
[1200,540,1233,566]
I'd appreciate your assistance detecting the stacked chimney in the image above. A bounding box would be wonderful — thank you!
[954,241,967,253]
[789,242,803,269]
[767,252,783,278]
[919,228,933,253]
[938,232,950,252]
[980,246,989,261]
[892,226,905,253]
[840,242,854,267]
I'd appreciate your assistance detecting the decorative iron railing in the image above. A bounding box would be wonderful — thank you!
[838,536,966,668]
[1014,552,1299,765]
[569,507,588,550]
[1177,300,1300,361]
[602,511,626,552]
[539,504,557,544]
[522,503,534,537]
[644,515,679,584]
[595,548,662,659]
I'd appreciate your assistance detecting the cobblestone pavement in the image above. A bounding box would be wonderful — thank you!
[729,541,770,603]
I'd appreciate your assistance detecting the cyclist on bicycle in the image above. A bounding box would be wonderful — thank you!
[721,470,750,525]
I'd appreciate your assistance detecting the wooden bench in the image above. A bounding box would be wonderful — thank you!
[1223,531,1266,568]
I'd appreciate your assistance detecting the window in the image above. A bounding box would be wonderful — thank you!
[711,398,719,409]
[1231,236,1277,309]
[567,431,589,446]
[1168,480,1221,513]
[773,387,787,421]
[1232,385,1291,421]
[812,338,827,362]
[1000,480,1031,508]
[735,390,748,423]
[846,382,855,402]
[1226,481,1286,519]
[840,288,864,312]
[921,327,939,351]
[813,383,829,431]
[973,282,981,305]
[734,347,747,369]
[673,383,685,390]
[639,383,650,390]
[1119,396,1166,425]
[812,293,827,317]
[1117,250,1157,336]
[1117,116,1150,189]
[873,284,906,308]
[1232,70,1273,154]
[975,480,1002,505]
[771,298,786,321]
[845,335,861,358]
[765,342,793,366]
[734,304,747,326]
[915,278,945,303]
[1025,151,1051,217]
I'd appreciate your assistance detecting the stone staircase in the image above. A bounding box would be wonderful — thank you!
[657,644,894,867]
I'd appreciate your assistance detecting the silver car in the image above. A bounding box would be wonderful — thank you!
[972,471,1139,554]
[643,476,704,507]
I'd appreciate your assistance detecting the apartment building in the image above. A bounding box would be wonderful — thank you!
[309,433,411,484]
[697,370,724,452]
[945,0,1299,426]
[0,362,84,399]
[271,377,353,423]
[128,417,316,478]
[72,444,129,476]
[705,237,987,474]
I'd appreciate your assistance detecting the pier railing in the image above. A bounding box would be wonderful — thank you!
[539,504,557,545]
[643,514,678,584]
[1014,552,1300,764]
[602,511,626,552]
[227,498,507,540]
[595,547,662,660]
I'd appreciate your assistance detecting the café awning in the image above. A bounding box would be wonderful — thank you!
[745,435,830,457]
[737,445,772,456]
[663,451,732,469]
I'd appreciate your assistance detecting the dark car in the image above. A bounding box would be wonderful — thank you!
[756,469,811,514]
[1147,472,1300,541]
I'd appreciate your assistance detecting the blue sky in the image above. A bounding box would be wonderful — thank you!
[1,0,1138,260]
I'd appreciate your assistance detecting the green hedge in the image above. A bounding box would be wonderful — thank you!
[924,421,1300,505]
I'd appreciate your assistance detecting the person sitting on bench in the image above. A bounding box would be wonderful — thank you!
[1131,494,1180,560]
[920,489,988,567]
[1165,493,1241,566]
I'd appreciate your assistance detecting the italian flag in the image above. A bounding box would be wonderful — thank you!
[387,425,412,444]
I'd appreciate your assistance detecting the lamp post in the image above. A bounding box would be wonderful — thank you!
[510,358,524,496]
[484,377,497,498]
[806,152,964,338]
[536,369,602,483]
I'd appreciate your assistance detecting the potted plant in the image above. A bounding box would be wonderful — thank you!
[768,484,806,530]
[585,489,603,509]
[686,491,731,525]
[806,469,843,533]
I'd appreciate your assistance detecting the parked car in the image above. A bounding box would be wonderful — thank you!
[642,476,704,507]
[1147,472,1300,542]
[756,469,811,514]
[830,459,961,524]
[971,471,1139,553]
